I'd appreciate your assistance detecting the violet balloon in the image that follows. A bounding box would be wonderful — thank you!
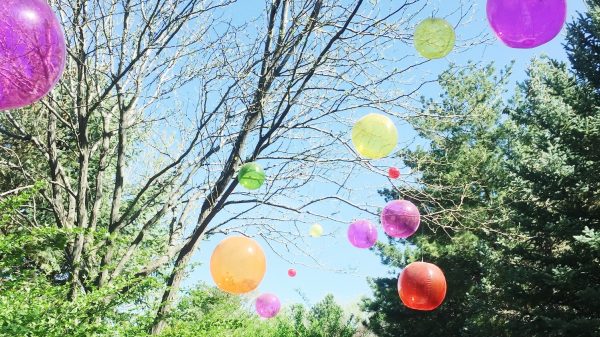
[487,0,567,49]
[0,0,67,110]
[255,293,281,319]
[381,200,420,239]
[347,219,378,249]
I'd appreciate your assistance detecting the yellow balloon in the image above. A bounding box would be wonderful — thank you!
[414,18,455,59]
[309,223,324,238]
[210,236,266,294]
[351,113,398,159]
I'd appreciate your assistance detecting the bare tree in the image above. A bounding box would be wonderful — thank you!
[0,0,480,334]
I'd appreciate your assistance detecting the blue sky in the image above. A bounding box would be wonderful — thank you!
[182,0,588,309]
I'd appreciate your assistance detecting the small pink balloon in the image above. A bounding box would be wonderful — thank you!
[0,0,67,110]
[388,167,401,179]
[288,269,297,277]
[347,219,378,249]
[255,293,281,318]
[487,0,567,49]
[381,200,420,239]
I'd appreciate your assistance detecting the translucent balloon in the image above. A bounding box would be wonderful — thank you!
[414,18,456,59]
[351,114,398,159]
[347,219,378,249]
[210,236,266,294]
[381,200,420,239]
[237,162,265,190]
[309,223,324,238]
[0,0,66,110]
[255,293,281,318]
[487,0,567,49]
[398,262,447,311]
[388,167,400,179]
[287,269,297,277]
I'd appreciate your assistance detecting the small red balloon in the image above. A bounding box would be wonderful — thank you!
[288,269,297,277]
[398,262,447,311]
[388,167,400,179]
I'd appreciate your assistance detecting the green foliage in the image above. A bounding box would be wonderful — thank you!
[0,186,161,337]
[160,291,362,337]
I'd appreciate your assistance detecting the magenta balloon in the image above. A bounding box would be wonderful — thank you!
[487,0,567,49]
[255,293,281,319]
[381,200,420,239]
[0,0,67,110]
[347,219,378,249]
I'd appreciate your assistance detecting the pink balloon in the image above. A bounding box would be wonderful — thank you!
[487,0,567,49]
[0,0,66,110]
[381,200,420,239]
[255,293,281,319]
[388,167,401,179]
[287,268,297,277]
[347,219,378,249]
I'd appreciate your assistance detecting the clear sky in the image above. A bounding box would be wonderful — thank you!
[183,0,588,310]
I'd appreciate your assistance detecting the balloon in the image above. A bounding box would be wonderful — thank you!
[487,0,567,49]
[255,293,281,318]
[0,0,67,110]
[388,167,401,179]
[347,219,378,249]
[351,114,398,159]
[381,200,420,239]
[210,236,266,294]
[237,162,265,190]
[287,268,297,277]
[398,262,447,311]
[414,18,456,59]
[309,223,324,238]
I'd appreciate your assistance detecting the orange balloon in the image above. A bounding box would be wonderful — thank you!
[398,262,447,311]
[210,236,266,294]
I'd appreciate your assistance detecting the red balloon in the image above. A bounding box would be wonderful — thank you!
[388,167,401,179]
[288,268,297,277]
[398,262,447,311]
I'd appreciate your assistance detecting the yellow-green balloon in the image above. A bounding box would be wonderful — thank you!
[309,223,324,238]
[414,18,455,59]
[351,113,398,159]
[238,162,265,190]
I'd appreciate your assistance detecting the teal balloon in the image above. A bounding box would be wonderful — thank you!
[237,162,265,190]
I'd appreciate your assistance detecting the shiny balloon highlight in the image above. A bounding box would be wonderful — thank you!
[309,223,324,238]
[487,0,567,49]
[351,114,398,159]
[414,18,456,59]
[398,262,447,311]
[388,167,400,179]
[381,200,420,239]
[238,162,266,190]
[0,0,67,110]
[255,293,281,318]
[347,219,378,249]
[210,236,266,294]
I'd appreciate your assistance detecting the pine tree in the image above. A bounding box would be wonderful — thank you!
[362,64,512,337]
[363,2,600,335]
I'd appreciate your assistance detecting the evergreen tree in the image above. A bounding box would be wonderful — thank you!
[363,2,600,336]
[362,64,511,337]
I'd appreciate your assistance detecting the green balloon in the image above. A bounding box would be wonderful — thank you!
[237,162,265,190]
[414,18,455,59]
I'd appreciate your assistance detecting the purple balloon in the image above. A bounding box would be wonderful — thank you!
[347,219,378,249]
[0,0,66,110]
[255,293,281,319]
[487,0,567,49]
[381,200,420,239]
